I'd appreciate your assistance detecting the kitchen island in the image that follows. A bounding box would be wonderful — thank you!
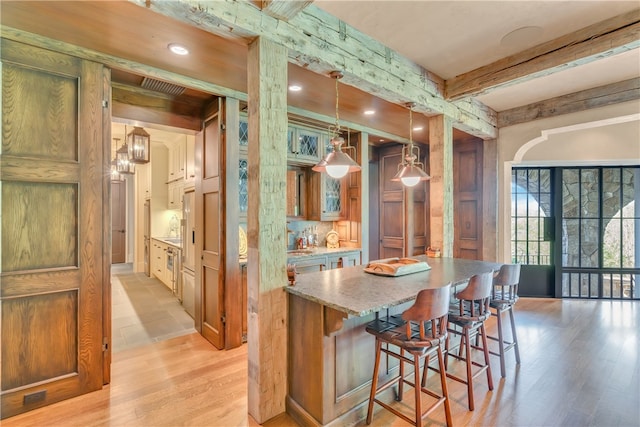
[285,256,502,427]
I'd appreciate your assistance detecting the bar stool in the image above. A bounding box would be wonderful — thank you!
[488,264,522,378]
[366,285,453,427]
[443,271,494,411]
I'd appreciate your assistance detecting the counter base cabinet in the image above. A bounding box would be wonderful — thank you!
[287,295,410,426]
[288,250,361,275]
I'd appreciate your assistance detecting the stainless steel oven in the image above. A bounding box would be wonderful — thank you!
[166,246,182,301]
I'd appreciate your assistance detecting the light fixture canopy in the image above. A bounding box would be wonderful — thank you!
[312,71,361,179]
[168,43,189,55]
[127,126,150,164]
[391,102,430,187]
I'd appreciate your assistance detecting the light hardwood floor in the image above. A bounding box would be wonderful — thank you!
[3,298,639,426]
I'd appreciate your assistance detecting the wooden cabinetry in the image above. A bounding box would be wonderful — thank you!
[287,125,324,165]
[241,263,247,342]
[288,250,361,274]
[307,172,346,221]
[168,180,183,210]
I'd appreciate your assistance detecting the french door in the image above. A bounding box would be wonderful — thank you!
[512,166,640,300]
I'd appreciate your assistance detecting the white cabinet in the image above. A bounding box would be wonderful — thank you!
[168,180,183,210]
[184,135,196,189]
[136,162,151,200]
[167,142,185,183]
[151,239,169,285]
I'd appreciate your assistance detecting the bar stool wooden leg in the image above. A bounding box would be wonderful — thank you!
[398,348,405,401]
[413,354,422,427]
[437,346,453,427]
[366,339,382,425]
[480,324,494,391]
[496,308,507,378]
[463,329,474,411]
[509,307,521,364]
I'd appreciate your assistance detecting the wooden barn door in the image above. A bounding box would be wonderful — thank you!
[1,39,107,418]
[195,99,225,349]
[453,140,483,259]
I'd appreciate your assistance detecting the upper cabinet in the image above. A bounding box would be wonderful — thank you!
[167,141,185,183]
[287,125,324,165]
[184,135,196,189]
[307,172,346,221]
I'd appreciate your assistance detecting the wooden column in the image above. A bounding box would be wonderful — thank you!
[246,37,288,423]
[428,115,454,257]
[482,139,498,261]
[359,132,370,264]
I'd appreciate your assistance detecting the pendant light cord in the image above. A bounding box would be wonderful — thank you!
[334,76,340,136]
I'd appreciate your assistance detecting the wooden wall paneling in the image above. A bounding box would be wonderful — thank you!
[378,145,405,259]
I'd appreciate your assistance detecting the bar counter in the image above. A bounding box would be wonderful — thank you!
[285,256,501,427]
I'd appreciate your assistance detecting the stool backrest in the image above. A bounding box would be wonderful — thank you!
[402,284,451,340]
[454,271,493,317]
[492,264,521,302]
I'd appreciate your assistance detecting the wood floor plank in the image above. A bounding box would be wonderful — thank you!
[2,298,639,426]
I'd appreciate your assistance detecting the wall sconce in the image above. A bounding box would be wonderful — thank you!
[312,71,361,179]
[391,103,430,187]
[115,138,135,174]
[127,126,150,164]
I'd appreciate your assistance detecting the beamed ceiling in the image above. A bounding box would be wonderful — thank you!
[1,1,638,145]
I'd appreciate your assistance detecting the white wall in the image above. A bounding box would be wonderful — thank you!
[497,100,640,261]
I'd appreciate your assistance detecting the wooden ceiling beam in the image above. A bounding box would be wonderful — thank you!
[497,78,640,128]
[446,9,640,101]
[259,0,314,21]
[127,0,497,139]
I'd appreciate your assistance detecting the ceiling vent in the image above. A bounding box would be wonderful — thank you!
[141,77,186,96]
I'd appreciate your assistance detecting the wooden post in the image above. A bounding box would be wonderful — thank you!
[428,115,454,257]
[246,37,288,423]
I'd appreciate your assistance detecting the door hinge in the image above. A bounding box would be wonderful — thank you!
[102,100,109,108]
[220,123,226,131]
[102,337,109,352]
[221,315,226,325]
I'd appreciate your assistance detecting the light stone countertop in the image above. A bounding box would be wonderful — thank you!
[285,256,502,317]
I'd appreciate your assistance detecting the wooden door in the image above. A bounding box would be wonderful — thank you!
[195,100,225,349]
[1,39,106,418]
[111,180,126,264]
[453,140,483,259]
[379,145,405,258]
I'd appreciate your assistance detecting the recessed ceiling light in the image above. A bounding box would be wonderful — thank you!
[364,110,375,115]
[289,85,302,92]
[413,126,424,132]
[168,43,189,55]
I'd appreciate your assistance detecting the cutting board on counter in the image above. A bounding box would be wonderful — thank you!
[364,257,431,276]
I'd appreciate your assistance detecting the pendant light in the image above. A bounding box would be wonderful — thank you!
[391,102,430,187]
[110,138,124,181]
[312,71,361,179]
[127,126,150,164]
[115,135,135,175]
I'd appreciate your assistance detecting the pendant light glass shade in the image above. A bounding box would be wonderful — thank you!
[127,126,150,164]
[391,103,430,187]
[312,71,361,179]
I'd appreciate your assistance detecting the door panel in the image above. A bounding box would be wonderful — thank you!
[1,39,105,418]
[379,147,405,259]
[453,140,483,260]
[111,180,126,264]
[196,100,225,349]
